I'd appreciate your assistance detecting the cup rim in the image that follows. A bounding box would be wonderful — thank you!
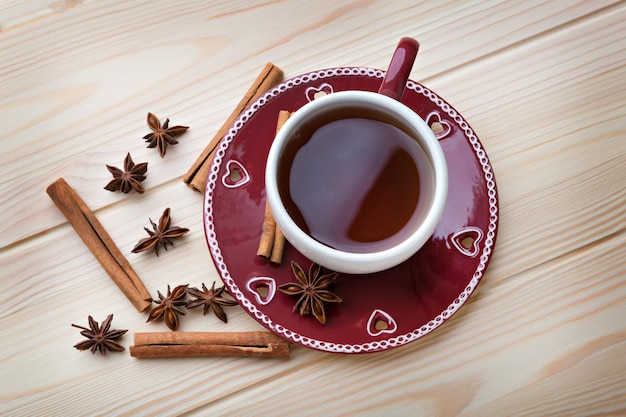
[265,90,448,273]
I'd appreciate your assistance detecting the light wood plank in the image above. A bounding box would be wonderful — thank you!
[0,0,51,31]
[0,0,620,247]
[0,0,91,32]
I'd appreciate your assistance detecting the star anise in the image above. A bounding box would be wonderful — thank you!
[104,152,148,194]
[132,207,189,256]
[71,314,128,356]
[147,284,188,331]
[186,281,238,323]
[278,261,342,325]
[143,112,189,157]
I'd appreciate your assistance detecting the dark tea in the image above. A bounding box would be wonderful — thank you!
[277,107,430,253]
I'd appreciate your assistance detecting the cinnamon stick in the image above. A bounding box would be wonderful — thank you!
[130,331,290,358]
[269,110,290,263]
[184,62,284,192]
[275,110,292,131]
[256,110,291,263]
[270,226,285,264]
[46,178,152,312]
[256,200,276,260]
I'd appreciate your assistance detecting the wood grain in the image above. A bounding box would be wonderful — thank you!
[0,0,621,246]
[0,0,624,416]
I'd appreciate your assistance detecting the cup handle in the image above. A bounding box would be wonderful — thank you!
[377,37,420,101]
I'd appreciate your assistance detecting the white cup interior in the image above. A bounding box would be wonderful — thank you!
[265,91,447,274]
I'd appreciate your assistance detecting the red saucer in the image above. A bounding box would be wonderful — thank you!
[203,67,498,353]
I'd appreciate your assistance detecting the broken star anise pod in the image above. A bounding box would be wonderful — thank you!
[104,152,148,194]
[71,314,128,356]
[278,261,342,325]
[147,284,188,331]
[143,112,189,157]
[132,207,189,256]
[186,281,238,323]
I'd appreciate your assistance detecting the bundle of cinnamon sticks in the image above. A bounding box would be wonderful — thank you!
[255,110,291,264]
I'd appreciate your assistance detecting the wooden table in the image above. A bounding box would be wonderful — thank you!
[1,1,625,415]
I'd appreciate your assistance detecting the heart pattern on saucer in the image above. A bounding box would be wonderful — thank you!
[426,111,452,139]
[221,160,250,189]
[449,227,484,258]
[246,277,276,305]
[366,309,398,337]
[305,83,334,102]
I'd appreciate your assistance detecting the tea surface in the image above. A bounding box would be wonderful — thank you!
[278,110,423,252]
